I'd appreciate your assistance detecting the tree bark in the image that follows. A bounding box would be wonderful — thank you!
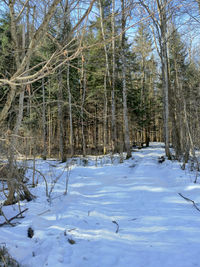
[67,60,74,157]
[121,0,131,159]
[81,57,86,156]
[57,69,65,162]
[42,78,47,160]
[111,0,117,152]
[99,0,111,154]
[157,0,171,158]
[103,73,108,154]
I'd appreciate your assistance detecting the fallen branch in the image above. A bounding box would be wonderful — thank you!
[112,220,119,233]
[0,208,28,227]
[178,193,200,212]
[37,209,51,216]
[0,209,15,227]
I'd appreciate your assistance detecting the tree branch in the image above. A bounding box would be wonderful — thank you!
[0,208,28,227]
[178,193,200,212]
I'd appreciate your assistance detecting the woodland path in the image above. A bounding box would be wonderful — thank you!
[2,143,200,267]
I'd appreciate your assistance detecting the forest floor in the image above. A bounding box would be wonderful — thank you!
[1,143,200,267]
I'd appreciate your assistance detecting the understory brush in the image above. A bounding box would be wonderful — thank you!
[0,245,20,267]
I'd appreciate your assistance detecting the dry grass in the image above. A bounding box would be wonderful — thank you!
[0,245,20,267]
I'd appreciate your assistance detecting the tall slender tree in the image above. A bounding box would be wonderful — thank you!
[139,0,171,158]
[121,0,131,158]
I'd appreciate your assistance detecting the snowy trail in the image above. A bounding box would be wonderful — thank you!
[2,143,200,267]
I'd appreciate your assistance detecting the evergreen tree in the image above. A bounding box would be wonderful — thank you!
[130,23,158,147]
[0,13,15,122]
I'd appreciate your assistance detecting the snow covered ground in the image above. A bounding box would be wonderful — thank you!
[1,142,200,267]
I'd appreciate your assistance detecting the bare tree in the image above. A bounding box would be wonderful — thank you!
[139,0,171,158]
[0,0,96,127]
[67,59,74,157]
[111,0,117,152]
[42,78,47,160]
[121,0,131,158]
[99,0,110,154]
[57,68,65,162]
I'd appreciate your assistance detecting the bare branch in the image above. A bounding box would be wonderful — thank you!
[15,0,29,23]
[178,193,200,212]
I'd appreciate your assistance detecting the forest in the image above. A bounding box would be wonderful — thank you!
[0,0,199,162]
[0,1,200,266]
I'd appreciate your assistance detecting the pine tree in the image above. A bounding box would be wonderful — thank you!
[130,23,158,147]
[0,13,15,123]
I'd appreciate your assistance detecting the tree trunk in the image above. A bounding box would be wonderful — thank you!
[99,0,111,154]
[57,69,65,162]
[81,59,86,156]
[121,0,131,159]
[111,0,117,152]
[157,0,171,159]
[42,78,47,160]
[67,60,74,157]
[103,73,108,154]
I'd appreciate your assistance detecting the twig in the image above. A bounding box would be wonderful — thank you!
[37,209,51,216]
[128,218,137,221]
[0,208,28,227]
[178,193,200,212]
[112,220,119,233]
[0,209,14,227]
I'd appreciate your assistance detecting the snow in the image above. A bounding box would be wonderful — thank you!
[1,143,200,267]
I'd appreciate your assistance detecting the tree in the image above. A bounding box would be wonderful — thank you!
[139,0,172,158]
[99,0,110,154]
[168,24,187,159]
[168,23,200,171]
[132,22,155,147]
[111,0,117,152]
[121,0,131,158]
[0,0,96,126]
